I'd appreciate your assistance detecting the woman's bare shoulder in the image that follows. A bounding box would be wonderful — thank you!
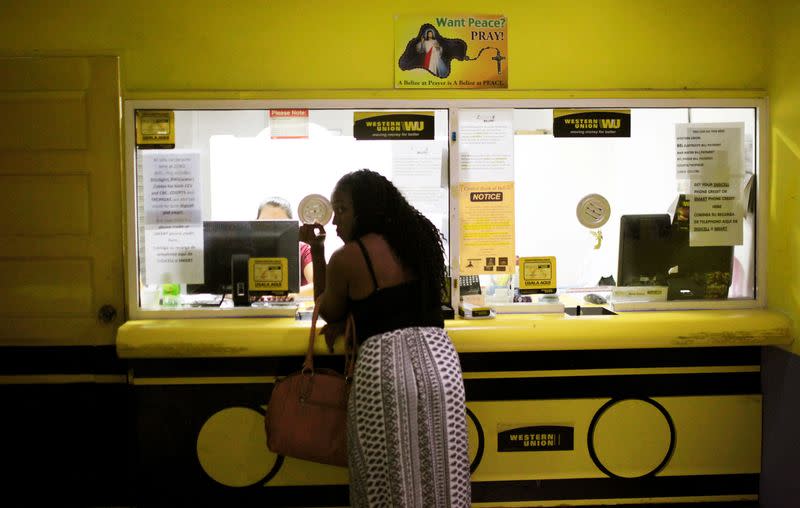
[358,233,389,249]
[330,241,364,269]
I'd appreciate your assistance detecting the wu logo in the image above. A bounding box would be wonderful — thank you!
[403,121,425,131]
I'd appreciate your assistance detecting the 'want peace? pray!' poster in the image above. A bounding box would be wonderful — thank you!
[395,14,508,89]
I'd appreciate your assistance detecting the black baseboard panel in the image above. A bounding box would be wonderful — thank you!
[761,346,800,508]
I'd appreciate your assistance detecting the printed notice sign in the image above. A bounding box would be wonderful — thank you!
[518,257,557,294]
[458,109,514,182]
[142,150,203,285]
[144,225,204,286]
[459,181,514,275]
[392,142,443,188]
[689,179,743,246]
[497,425,574,452]
[395,14,507,89]
[142,150,202,225]
[553,109,631,137]
[398,187,447,234]
[249,257,288,292]
[676,123,745,179]
[136,110,175,147]
[269,109,309,139]
[354,112,435,140]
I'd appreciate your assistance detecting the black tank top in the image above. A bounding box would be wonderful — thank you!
[348,238,444,345]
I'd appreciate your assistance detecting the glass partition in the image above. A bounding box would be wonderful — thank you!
[128,106,451,316]
[125,100,762,318]
[503,107,757,309]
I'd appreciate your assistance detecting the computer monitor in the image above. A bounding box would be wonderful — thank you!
[618,213,734,299]
[201,220,300,306]
[667,229,734,300]
[617,214,673,287]
[666,193,735,299]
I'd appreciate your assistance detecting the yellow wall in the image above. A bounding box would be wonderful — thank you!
[4,1,795,340]
[767,0,800,353]
[0,1,768,93]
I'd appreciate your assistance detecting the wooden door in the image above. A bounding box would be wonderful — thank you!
[0,56,124,346]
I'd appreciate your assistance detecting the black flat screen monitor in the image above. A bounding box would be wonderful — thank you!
[617,214,673,287]
[201,220,299,305]
[618,213,734,299]
[668,229,734,300]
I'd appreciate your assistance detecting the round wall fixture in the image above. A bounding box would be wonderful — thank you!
[587,397,675,479]
[197,406,283,487]
[298,194,333,225]
[576,193,611,229]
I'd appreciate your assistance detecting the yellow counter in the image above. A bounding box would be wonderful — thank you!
[116,309,793,359]
[121,308,790,505]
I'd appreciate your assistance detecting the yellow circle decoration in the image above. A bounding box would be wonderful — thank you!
[196,406,278,487]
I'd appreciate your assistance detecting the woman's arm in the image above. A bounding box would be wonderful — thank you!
[302,263,314,291]
[316,249,349,322]
[299,224,327,297]
[310,241,326,299]
[299,223,349,322]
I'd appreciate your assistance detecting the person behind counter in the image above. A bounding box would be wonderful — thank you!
[299,169,470,507]
[256,197,313,295]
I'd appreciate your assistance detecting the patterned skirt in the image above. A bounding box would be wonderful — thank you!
[347,326,471,507]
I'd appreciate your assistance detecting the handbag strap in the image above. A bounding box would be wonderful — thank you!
[344,313,357,379]
[303,299,358,377]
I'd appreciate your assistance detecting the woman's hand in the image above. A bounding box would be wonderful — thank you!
[320,320,347,353]
[299,223,326,249]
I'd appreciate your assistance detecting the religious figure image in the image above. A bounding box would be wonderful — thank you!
[417,29,446,77]
[398,24,468,79]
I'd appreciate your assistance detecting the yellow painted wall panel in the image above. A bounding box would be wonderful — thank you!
[767,0,800,353]
[0,174,90,235]
[663,395,761,475]
[0,151,87,174]
[0,258,93,315]
[0,317,105,345]
[0,1,769,92]
[0,92,87,150]
[462,395,759,481]
[0,57,90,91]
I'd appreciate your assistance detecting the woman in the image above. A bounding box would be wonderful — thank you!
[299,169,470,507]
[256,196,314,292]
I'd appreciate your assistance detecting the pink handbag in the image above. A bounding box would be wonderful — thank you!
[265,304,355,467]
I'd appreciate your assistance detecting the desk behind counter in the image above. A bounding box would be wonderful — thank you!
[117,309,792,507]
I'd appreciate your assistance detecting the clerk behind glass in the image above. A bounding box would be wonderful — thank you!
[256,197,313,294]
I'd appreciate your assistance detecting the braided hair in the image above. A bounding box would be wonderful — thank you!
[335,169,446,309]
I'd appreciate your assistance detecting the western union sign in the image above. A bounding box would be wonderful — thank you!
[497,425,574,452]
[553,109,631,137]
[353,111,435,140]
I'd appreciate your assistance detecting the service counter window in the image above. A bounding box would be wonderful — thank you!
[124,99,764,319]
[125,104,451,318]
[492,105,760,311]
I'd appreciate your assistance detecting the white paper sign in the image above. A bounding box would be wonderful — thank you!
[391,142,443,188]
[676,123,744,180]
[458,109,514,182]
[689,179,743,247]
[269,109,309,139]
[397,187,448,235]
[142,150,202,225]
[398,187,447,213]
[144,225,204,285]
